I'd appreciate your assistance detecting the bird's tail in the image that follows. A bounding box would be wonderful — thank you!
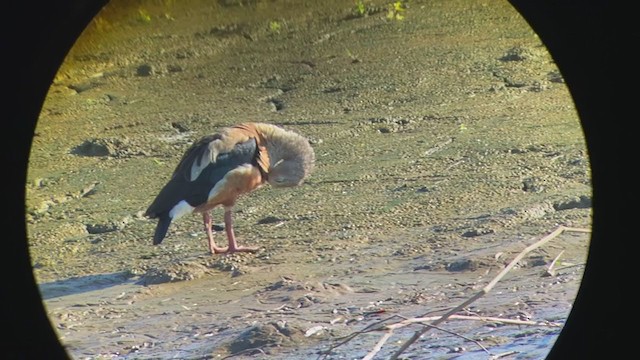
[153,213,172,245]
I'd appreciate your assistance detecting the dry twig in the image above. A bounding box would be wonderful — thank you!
[220,347,266,359]
[318,315,409,359]
[386,226,590,360]
[321,226,589,359]
[490,350,519,359]
[544,249,565,277]
[386,314,562,328]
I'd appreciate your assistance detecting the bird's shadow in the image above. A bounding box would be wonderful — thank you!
[38,271,135,300]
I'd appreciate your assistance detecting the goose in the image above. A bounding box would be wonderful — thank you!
[145,122,315,254]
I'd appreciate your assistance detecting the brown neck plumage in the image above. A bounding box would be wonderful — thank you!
[249,123,315,187]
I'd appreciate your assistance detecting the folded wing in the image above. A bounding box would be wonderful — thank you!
[145,137,259,244]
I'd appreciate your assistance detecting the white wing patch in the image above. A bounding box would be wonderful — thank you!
[190,140,220,181]
[207,176,228,201]
[169,200,195,220]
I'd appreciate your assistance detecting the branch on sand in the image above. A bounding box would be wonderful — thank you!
[319,225,590,360]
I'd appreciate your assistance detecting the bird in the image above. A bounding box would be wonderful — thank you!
[145,122,315,254]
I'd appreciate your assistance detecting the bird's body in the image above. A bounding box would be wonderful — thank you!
[145,122,315,254]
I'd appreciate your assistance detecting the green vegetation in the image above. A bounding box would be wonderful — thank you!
[269,20,282,33]
[138,8,152,23]
[354,0,366,17]
[387,0,406,21]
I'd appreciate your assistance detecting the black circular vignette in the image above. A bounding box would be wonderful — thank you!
[509,2,624,359]
[3,1,624,359]
[4,1,109,359]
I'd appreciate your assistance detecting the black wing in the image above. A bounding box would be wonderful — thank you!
[145,137,258,218]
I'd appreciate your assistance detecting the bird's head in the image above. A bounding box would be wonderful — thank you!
[259,124,315,188]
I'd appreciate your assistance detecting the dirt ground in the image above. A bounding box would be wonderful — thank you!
[26,0,591,358]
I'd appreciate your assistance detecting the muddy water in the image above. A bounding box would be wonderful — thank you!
[39,230,587,359]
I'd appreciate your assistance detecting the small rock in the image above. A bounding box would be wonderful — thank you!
[72,139,111,156]
[553,195,591,211]
[212,223,225,231]
[136,64,154,76]
[32,178,46,188]
[86,223,119,234]
[257,216,283,225]
[413,264,434,271]
[461,227,494,237]
[446,259,478,272]
[522,177,545,193]
[68,81,101,93]
[499,45,538,62]
[267,98,285,111]
[548,70,565,83]
[171,122,190,133]
[71,137,145,158]
[78,182,99,198]
[226,321,307,355]
[166,64,183,73]
[304,325,325,337]
[86,217,130,234]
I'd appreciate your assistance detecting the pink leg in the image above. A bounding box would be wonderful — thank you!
[218,207,259,254]
[203,212,226,254]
